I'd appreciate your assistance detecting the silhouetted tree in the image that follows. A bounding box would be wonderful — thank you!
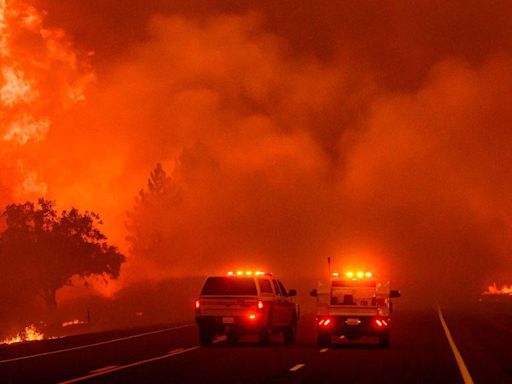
[125,163,180,269]
[0,199,125,308]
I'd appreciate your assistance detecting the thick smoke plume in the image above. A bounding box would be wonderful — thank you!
[3,1,512,304]
[0,0,93,205]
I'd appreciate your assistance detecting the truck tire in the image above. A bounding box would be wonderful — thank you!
[259,329,270,345]
[260,312,273,345]
[317,333,331,347]
[283,317,297,344]
[379,333,390,348]
[199,326,214,346]
[227,332,238,345]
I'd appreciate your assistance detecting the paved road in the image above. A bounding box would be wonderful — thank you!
[1,304,511,383]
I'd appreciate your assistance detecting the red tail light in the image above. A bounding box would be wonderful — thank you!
[257,300,264,310]
[318,317,333,327]
[373,318,388,328]
[248,314,257,320]
[195,300,200,309]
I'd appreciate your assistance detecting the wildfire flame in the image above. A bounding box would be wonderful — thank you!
[482,283,512,295]
[1,324,44,345]
[62,319,87,327]
[0,0,94,198]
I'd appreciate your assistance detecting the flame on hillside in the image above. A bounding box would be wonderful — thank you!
[482,283,512,295]
[62,319,87,327]
[1,324,44,345]
[0,0,94,199]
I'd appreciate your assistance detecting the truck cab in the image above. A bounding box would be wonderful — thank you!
[311,271,400,347]
[195,271,299,346]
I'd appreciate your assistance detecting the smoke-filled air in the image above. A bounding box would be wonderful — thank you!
[1,0,512,339]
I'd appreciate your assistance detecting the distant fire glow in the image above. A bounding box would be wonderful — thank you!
[482,283,512,295]
[1,324,44,345]
[62,319,87,327]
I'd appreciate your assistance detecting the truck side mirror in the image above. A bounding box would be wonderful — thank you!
[390,290,401,298]
[310,288,317,297]
[288,289,297,297]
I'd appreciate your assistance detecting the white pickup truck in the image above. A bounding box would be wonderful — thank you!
[195,271,299,346]
[311,272,400,347]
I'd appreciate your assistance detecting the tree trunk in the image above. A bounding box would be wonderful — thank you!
[43,288,57,309]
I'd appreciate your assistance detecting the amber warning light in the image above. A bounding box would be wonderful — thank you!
[227,271,271,277]
[332,271,373,279]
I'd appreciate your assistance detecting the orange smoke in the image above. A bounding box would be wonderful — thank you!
[2,1,512,305]
[53,9,512,294]
[0,0,93,202]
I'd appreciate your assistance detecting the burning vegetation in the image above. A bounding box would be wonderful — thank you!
[482,283,512,296]
[0,0,93,203]
[61,319,87,328]
[1,324,44,345]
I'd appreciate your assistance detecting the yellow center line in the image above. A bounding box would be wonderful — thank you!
[289,364,305,372]
[89,365,118,374]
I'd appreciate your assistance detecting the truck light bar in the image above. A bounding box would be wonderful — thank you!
[227,271,272,277]
[331,271,373,279]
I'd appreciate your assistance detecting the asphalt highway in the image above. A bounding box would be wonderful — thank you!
[1,304,510,383]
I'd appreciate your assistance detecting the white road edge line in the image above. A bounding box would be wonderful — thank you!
[437,305,474,384]
[289,364,305,372]
[167,348,184,354]
[58,346,199,384]
[0,324,195,364]
[320,348,328,353]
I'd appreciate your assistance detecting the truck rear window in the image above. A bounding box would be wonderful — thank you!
[201,277,257,296]
[258,279,273,294]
